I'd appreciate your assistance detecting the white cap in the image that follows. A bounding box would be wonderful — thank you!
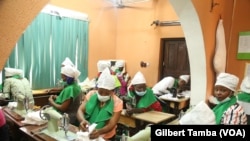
[215,72,239,92]
[131,71,146,85]
[97,60,111,72]
[62,57,74,67]
[240,76,250,93]
[61,65,81,79]
[97,67,116,90]
[179,75,190,83]
[179,101,216,124]
[115,60,125,68]
[5,67,23,77]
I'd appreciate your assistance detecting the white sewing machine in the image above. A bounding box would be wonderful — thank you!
[13,94,30,116]
[39,105,76,141]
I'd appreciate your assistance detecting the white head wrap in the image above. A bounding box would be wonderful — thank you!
[5,67,23,77]
[179,101,216,124]
[97,67,116,90]
[240,76,250,93]
[179,75,190,83]
[115,60,125,68]
[131,71,146,85]
[61,65,81,79]
[62,57,74,67]
[97,61,111,72]
[215,72,239,92]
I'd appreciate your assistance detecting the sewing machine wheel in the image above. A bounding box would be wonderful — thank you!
[39,105,51,120]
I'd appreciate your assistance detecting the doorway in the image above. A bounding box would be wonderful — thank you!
[159,38,190,80]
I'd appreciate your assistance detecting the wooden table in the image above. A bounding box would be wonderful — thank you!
[118,110,176,127]
[159,94,190,115]
[19,124,79,141]
[118,109,176,136]
[32,89,61,107]
[133,110,176,124]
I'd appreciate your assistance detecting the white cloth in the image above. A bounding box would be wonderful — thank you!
[97,68,115,90]
[152,76,175,95]
[215,72,239,91]
[5,68,23,77]
[179,75,190,83]
[61,57,74,67]
[179,101,216,124]
[21,111,48,125]
[61,65,81,79]
[240,76,250,93]
[213,19,226,75]
[130,71,146,85]
[7,102,17,108]
[97,60,111,72]
[76,123,105,141]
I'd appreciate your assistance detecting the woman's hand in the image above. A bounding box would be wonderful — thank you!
[48,95,57,104]
[125,108,134,116]
[89,129,101,139]
[79,120,90,132]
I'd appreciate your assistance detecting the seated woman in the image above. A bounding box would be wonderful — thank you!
[210,72,247,124]
[48,65,81,124]
[125,71,162,116]
[76,68,123,141]
[114,61,130,98]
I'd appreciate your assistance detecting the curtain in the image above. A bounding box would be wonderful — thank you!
[4,13,89,89]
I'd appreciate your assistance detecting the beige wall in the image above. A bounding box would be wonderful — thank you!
[1,0,250,103]
[0,0,49,69]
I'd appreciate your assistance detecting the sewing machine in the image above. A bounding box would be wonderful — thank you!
[13,94,30,116]
[39,105,76,141]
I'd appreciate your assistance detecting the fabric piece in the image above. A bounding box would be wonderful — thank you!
[152,76,175,95]
[240,76,250,93]
[179,101,215,124]
[179,75,190,83]
[213,19,226,75]
[97,61,111,72]
[76,123,105,141]
[21,111,48,125]
[215,72,239,92]
[4,68,23,77]
[61,65,81,79]
[62,57,74,67]
[97,68,116,90]
[130,71,146,85]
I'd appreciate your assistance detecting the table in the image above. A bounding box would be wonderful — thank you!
[118,109,176,136]
[159,93,190,115]
[32,89,61,107]
[20,124,79,141]
[133,110,176,124]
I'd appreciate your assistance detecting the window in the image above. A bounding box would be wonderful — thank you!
[4,6,89,89]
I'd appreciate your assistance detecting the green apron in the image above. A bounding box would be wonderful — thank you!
[85,93,114,129]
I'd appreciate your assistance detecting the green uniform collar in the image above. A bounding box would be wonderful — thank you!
[85,93,114,129]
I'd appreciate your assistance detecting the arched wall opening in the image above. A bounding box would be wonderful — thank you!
[169,0,207,106]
